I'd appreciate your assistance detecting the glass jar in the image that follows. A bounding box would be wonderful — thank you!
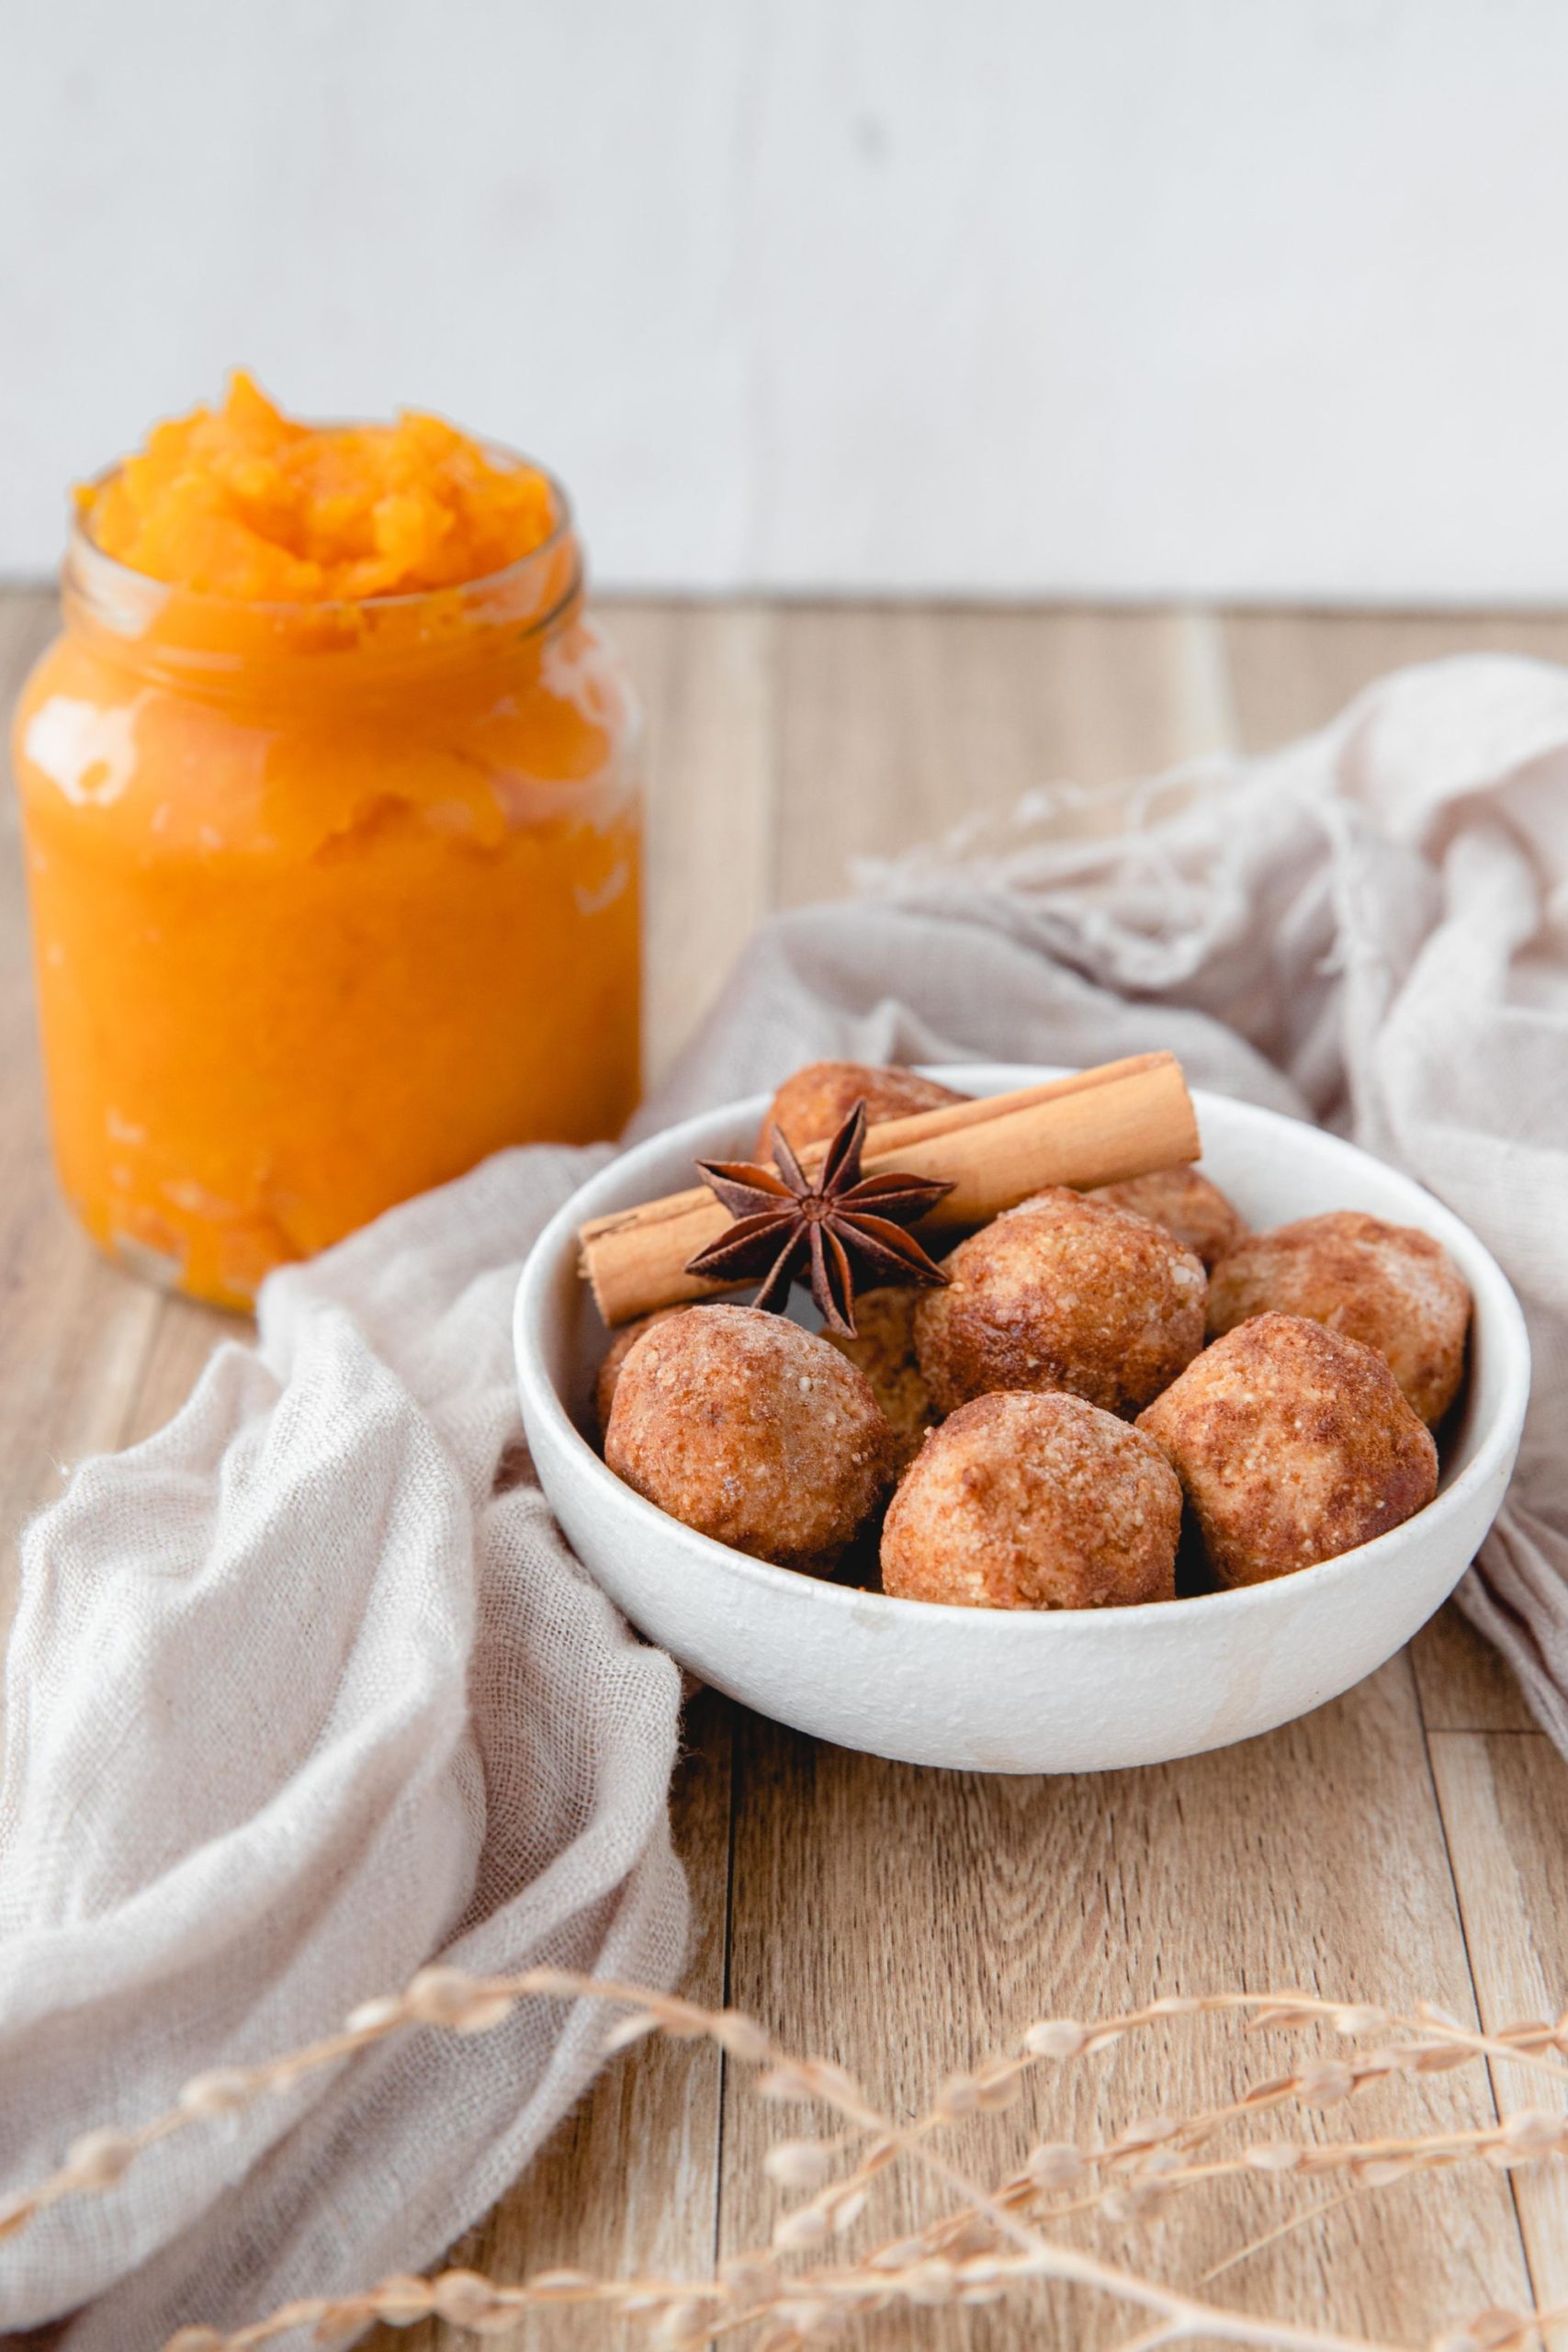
[11,469,641,1309]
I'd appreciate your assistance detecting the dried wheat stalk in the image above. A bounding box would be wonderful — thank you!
[4,1966,1566,2351]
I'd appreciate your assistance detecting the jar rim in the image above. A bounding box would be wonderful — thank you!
[66,435,580,626]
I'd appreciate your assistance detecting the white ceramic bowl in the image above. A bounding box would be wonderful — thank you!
[514,1067,1530,1773]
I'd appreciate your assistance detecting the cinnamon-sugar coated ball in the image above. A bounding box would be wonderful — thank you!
[604,1304,895,1572]
[1089,1164,1247,1273]
[915,1188,1207,1419]
[593,1306,693,1438]
[1137,1313,1438,1588]
[824,1285,935,1468]
[755,1061,966,1157]
[1206,1210,1471,1427]
[882,1391,1181,1610]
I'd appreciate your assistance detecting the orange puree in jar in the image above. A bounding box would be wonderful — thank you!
[86,373,560,600]
[13,377,642,1308]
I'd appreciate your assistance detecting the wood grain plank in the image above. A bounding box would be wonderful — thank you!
[117,1294,242,1448]
[772,604,1236,906]
[1428,1731,1568,2311]
[1413,1606,1537,1736]
[599,598,777,1091]
[720,1661,1529,2346]
[1224,608,1568,752]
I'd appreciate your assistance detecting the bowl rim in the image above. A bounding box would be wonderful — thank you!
[514,1065,1532,1637]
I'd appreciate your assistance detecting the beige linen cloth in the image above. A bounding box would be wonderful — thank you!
[3,651,1567,2344]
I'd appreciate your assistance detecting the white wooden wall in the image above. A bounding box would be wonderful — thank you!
[6,0,1568,601]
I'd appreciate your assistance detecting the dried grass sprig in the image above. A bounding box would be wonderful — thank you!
[3,1963,1564,2351]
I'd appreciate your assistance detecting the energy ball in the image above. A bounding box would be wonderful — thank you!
[604,1303,895,1572]
[755,1060,965,1157]
[1206,1209,1471,1427]
[593,1305,692,1440]
[1088,1164,1247,1272]
[1137,1312,1438,1588]
[824,1285,936,1468]
[881,1391,1181,1610]
[915,1188,1207,1419]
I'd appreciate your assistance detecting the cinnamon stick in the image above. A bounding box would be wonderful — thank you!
[580,1051,1201,1327]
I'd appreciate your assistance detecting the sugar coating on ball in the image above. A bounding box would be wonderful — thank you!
[1089,1163,1247,1272]
[1137,1312,1438,1588]
[604,1303,895,1571]
[914,1187,1207,1419]
[881,1390,1181,1610]
[1206,1209,1471,1427]
[754,1060,965,1157]
[824,1285,935,1468]
[594,1306,693,1439]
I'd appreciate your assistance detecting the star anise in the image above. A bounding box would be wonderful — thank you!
[685,1098,953,1337]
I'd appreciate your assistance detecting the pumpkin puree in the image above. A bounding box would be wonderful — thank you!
[14,379,641,1308]
[84,372,559,601]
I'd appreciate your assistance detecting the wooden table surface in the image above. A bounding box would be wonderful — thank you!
[4,593,1568,2346]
